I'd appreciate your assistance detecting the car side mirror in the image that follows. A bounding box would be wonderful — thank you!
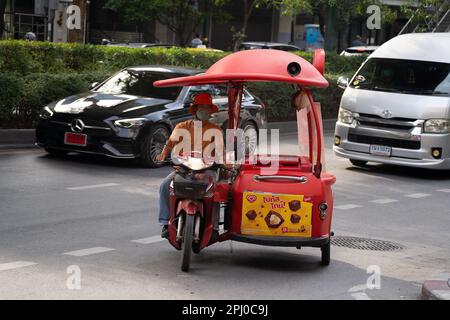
[337,76,349,90]
[89,82,99,90]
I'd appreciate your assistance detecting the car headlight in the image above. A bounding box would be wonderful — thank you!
[338,107,354,124]
[39,106,54,119]
[114,118,146,129]
[423,119,450,134]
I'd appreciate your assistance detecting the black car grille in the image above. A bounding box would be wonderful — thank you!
[51,114,110,128]
[348,133,421,150]
[356,113,417,131]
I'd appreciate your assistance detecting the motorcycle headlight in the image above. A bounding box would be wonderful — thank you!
[423,119,450,134]
[114,118,146,129]
[40,106,54,119]
[338,107,354,124]
[179,156,213,171]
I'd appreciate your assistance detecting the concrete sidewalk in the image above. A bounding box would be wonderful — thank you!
[422,272,450,300]
[0,119,337,149]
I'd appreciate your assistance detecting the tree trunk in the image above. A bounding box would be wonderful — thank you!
[0,0,7,38]
[233,0,257,51]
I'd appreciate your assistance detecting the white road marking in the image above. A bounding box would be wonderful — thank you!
[437,189,450,193]
[123,187,154,196]
[67,183,120,191]
[334,204,363,210]
[370,198,398,204]
[405,193,431,199]
[132,236,164,244]
[0,261,37,272]
[63,247,115,257]
[351,292,372,300]
[348,284,372,300]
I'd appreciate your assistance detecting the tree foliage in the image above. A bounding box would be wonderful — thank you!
[105,0,211,46]
[401,0,450,31]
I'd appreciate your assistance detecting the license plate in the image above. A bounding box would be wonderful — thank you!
[370,144,391,156]
[64,132,87,146]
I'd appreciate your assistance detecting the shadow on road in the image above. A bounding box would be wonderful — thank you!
[345,163,450,181]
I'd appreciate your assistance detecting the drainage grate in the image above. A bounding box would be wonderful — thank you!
[331,236,404,251]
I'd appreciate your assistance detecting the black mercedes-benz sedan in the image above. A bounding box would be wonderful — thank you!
[36,66,267,167]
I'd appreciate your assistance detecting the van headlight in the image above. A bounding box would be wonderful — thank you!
[338,107,354,124]
[39,106,54,119]
[423,119,450,133]
[114,118,146,129]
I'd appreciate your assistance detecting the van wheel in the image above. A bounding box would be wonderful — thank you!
[140,124,170,168]
[350,159,368,167]
[321,240,331,266]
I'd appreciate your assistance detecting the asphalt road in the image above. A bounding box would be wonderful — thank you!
[0,132,449,300]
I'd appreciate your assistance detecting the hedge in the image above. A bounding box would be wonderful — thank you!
[0,40,365,128]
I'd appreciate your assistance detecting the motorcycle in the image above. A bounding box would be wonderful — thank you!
[168,154,236,272]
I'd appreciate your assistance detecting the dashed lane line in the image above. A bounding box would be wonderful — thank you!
[334,204,363,210]
[405,193,431,199]
[131,236,165,244]
[437,189,450,193]
[67,183,120,191]
[369,198,398,204]
[63,247,116,257]
[0,261,37,272]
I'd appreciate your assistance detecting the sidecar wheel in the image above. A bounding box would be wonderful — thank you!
[181,214,195,272]
[321,240,331,266]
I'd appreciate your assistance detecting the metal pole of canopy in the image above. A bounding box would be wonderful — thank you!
[227,84,243,130]
[305,88,322,178]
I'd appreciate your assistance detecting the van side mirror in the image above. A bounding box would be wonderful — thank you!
[89,82,99,90]
[337,76,349,89]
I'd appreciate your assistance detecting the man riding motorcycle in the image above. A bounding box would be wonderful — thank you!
[155,93,224,238]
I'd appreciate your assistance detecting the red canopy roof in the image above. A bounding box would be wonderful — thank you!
[153,49,328,88]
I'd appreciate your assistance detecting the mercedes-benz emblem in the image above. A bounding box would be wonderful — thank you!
[70,119,85,133]
[381,109,393,119]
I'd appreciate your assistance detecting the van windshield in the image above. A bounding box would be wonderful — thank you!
[349,58,450,97]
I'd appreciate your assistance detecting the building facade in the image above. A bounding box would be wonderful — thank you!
[1,0,416,51]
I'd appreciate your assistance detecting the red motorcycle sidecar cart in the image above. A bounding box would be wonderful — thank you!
[154,48,336,270]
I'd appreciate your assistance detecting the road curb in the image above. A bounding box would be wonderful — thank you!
[268,119,336,133]
[422,272,450,300]
[0,129,36,148]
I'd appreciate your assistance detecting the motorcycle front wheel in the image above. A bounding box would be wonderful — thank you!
[181,214,195,272]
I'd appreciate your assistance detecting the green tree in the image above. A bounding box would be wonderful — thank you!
[401,0,450,32]
[105,0,218,46]
[222,0,312,50]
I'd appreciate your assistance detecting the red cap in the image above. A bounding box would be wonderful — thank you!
[189,93,218,114]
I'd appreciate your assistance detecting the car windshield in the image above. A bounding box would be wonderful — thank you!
[350,58,450,96]
[95,70,183,100]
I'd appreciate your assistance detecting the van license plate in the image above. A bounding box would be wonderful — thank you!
[370,145,391,156]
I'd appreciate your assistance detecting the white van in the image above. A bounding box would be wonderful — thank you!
[334,33,450,170]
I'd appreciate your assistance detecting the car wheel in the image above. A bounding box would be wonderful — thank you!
[240,121,258,156]
[140,124,170,168]
[350,159,368,167]
[44,148,68,157]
